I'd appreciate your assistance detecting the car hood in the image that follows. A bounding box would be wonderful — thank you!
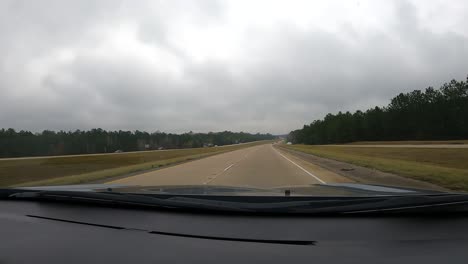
[15,183,444,197]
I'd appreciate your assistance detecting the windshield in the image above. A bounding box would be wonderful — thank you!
[0,1,467,204]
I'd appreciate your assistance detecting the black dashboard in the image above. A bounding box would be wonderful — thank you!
[1,199,468,263]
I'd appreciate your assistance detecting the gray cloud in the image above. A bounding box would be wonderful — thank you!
[1,0,467,134]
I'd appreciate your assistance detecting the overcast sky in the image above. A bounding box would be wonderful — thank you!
[1,0,467,134]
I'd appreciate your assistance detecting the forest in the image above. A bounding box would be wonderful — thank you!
[288,76,468,144]
[0,129,274,158]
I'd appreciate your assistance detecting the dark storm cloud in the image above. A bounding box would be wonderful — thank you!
[1,0,467,134]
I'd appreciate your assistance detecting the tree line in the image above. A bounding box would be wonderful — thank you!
[0,129,274,158]
[288,76,468,144]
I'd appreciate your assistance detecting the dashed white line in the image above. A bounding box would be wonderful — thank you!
[273,147,326,184]
[223,163,235,171]
[204,163,235,184]
[203,145,262,185]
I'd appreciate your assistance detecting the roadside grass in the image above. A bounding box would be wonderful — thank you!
[1,141,271,187]
[12,154,205,187]
[346,140,468,145]
[282,144,468,191]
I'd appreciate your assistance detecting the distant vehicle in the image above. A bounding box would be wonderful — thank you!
[114,150,123,153]
[287,142,292,145]
[158,147,164,150]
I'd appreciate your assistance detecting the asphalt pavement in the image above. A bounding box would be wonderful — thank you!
[108,143,352,188]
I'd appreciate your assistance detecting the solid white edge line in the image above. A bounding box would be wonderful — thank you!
[273,147,326,184]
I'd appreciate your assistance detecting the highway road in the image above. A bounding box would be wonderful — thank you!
[108,143,352,188]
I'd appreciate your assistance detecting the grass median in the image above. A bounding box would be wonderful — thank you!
[1,141,272,187]
[282,144,468,191]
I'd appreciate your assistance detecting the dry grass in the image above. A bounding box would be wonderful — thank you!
[283,144,468,191]
[346,140,468,145]
[1,141,271,187]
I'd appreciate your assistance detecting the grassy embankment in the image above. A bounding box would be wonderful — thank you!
[283,143,468,191]
[1,141,272,187]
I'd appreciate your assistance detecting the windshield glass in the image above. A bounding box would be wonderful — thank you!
[1,0,467,201]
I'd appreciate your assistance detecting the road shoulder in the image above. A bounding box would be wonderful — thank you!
[276,146,448,191]
[274,146,353,184]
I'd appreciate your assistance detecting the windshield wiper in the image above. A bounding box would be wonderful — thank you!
[3,189,468,215]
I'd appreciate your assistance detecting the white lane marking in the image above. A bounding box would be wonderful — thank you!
[273,147,326,184]
[203,145,262,185]
[224,163,235,171]
[204,163,235,184]
[203,175,220,185]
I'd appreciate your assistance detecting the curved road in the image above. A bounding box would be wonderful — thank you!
[108,144,352,188]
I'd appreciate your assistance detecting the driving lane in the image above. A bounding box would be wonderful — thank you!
[108,143,352,187]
